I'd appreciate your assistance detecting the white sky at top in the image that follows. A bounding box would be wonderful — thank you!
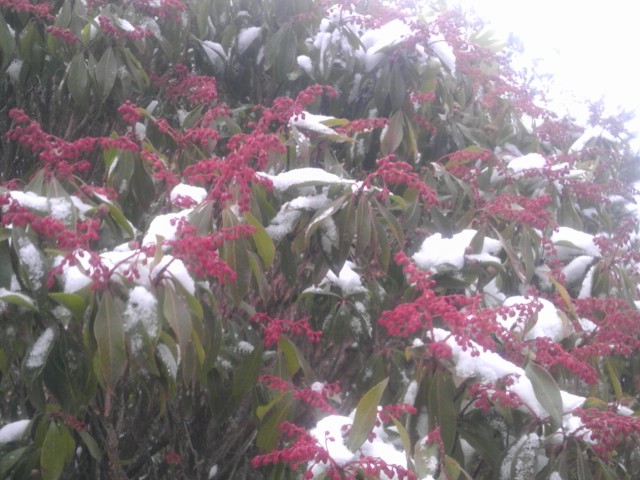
[454,0,640,146]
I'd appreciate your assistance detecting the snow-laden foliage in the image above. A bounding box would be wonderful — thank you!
[1,0,640,478]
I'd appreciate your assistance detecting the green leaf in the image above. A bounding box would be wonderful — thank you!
[304,194,348,246]
[346,378,388,452]
[40,422,75,480]
[524,362,564,429]
[0,447,28,478]
[279,336,314,380]
[354,196,372,256]
[443,455,473,480]
[256,393,295,451]
[93,291,127,392]
[389,62,406,111]
[78,430,103,461]
[96,47,118,101]
[0,12,16,72]
[428,368,457,454]
[67,53,90,108]
[49,292,86,321]
[381,110,404,155]
[273,24,297,81]
[163,285,192,368]
[414,440,439,478]
[605,358,623,401]
[576,444,593,480]
[0,290,36,310]
[244,211,275,267]
[373,198,404,246]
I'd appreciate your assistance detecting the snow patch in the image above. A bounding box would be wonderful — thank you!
[412,229,502,271]
[0,420,30,444]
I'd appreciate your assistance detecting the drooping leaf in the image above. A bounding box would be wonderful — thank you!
[381,110,404,155]
[427,368,457,454]
[93,291,127,392]
[346,377,388,452]
[96,47,118,101]
[67,53,90,108]
[244,211,275,267]
[40,422,75,480]
[0,13,15,73]
[525,362,564,429]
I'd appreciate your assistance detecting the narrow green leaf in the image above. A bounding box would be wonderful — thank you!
[49,292,86,321]
[428,368,457,454]
[0,12,16,72]
[575,444,592,480]
[279,336,314,380]
[443,455,473,480]
[67,53,90,108]
[389,62,406,111]
[256,393,295,451]
[304,194,348,246]
[346,378,388,452]
[605,358,623,401]
[0,447,28,478]
[354,196,372,256]
[93,291,126,391]
[244,211,275,267]
[163,285,192,364]
[40,422,74,480]
[524,362,564,429]
[78,430,102,461]
[96,47,118,100]
[0,290,36,310]
[373,198,404,246]
[381,110,404,155]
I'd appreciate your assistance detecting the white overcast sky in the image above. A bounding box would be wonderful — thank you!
[455,0,640,147]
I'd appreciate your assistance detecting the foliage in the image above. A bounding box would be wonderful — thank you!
[1,0,640,478]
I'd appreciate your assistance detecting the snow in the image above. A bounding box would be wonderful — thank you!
[142,210,190,246]
[260,168,354,191]
[578,265,595,298]
[266,193,330,240]
[308,414,408,479]
[412,229,502,271]
[323,261,366,294]
[570,125,616,153]
[123,286,159,352]
[116,18,136,32]
[507,153,546,173]
[291,112,339,137]
[561,255,595,284]
[551,227,600,260]
[6,59,22,82]
[151,255,195,295]
[237,26,261,54]
[208,465,219,479]
[431,328,584,419]
[157,343,178,380]
[0,420,30,444]
[18,238,44,290]
[26,327,55,369]
[500,432,544,480]
[170,183,208,206]
[297,55,313,74]
[501,296,573,342]
[4,190,49,212]
[236,340,254,355]
[429,35,457,75]
[202,41,227,68]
